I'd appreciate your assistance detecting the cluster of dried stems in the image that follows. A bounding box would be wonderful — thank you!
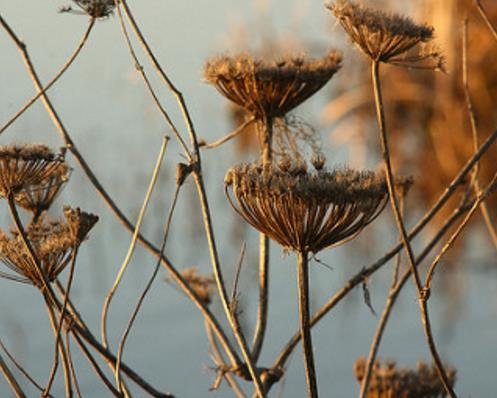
[0,0,497,397]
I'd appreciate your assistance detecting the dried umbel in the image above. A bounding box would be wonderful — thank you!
[61,0,115,18]
[204,51,342,120]
[225,159,388,254]
[328,0,443,69]
[354,357,457,398]
[0,144,66,199]
[14,164,70,219]
[178,267,216,306]
[0,208,98,287]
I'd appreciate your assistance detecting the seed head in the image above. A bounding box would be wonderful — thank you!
[63,206,99,244]
[354,357,456,398]
[204,51,342,120]
[177,267,216,306]
[14,163,71,219]
[327,0,443,69]
[60,0,115,18]
[225,158,388,253]
[0,209,97,288]
[0,144,66,198]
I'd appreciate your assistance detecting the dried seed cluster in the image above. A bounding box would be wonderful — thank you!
[204,51,342,119]
[0,144,66,198]
[0,208,98,287]
[225,158,388,253]
[328,0,443,68]
[179,267,216,306]
[63,0,115,18]
[354,357,457,398]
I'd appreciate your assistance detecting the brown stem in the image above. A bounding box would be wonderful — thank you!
[476,0,497,42]
[0,18,95,135]
[0,353,26,398]
[297,251,318,398]
[251,117,273,362]
[371,60,457,398]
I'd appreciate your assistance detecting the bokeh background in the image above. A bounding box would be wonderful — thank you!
[1,0,497,396]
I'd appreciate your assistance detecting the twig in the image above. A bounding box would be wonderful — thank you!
[64,332,83,398]
[462,18,497,251]
[296,251,318,398]
[0,340,51,396]
[0,18,95,136]
[43,249,79,398]
[115,180,181,393]
[371,60,457,398]
[475,0,497,42]
[200,117,256,149]
[101,136,168,351]
[0,352,26,398]
[204,321,247,398]
[112,2,191,160]
[230,243,247,306]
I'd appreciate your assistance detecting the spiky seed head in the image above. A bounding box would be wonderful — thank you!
[63,206,99,244]
[0,214,84,287]
[14,163,71,218]
[327,0,443,69]
[0,144,66,198]
[225,159,388,253]
[204,51,342,119]
[60,0,115,18]
[178,267,216,306]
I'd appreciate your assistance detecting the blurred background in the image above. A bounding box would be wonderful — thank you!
[0,0,496,396]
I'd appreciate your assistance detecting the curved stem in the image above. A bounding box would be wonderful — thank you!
[371,60,457,398]
[251,117,273,362]
[0,18,95,136]
[0,353,26,398]
[296,251,318,398]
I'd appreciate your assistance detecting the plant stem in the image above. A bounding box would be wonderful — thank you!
[296,251,318,398]
[0,353,26,398]
[371,60,457,398]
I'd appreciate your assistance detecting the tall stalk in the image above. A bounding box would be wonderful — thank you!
[371,60,457,398]
[297,251,318,398]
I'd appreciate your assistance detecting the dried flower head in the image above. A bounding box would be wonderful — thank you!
[225,159,388,253]
[63,206,99,244]
[0,208,97,287]
[328,0,443,69]
[60,0,115,18]
[0,144,66,199]
[354,357,456,398]
[14,163,70,219]
[178,267,216,306]
[204,51,342,120]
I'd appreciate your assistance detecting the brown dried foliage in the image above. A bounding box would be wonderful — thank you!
[225,158,388,253]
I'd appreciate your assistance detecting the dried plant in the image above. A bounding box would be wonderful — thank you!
[60,0,116,18]
[355,357,457,398]
[0,144,66,198]
[0,208,98,287]
[327,0,444,70]
[225,158,388,254]
[177,267,216,306]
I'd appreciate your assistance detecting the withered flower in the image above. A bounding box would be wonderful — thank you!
[0,208,98,287]
[225,158,388,254]
[327,0,443,69]
[14,164,70,220]
[0,144,66,199]
[204,51,342,121]
[355,357,457,398]
[179,267,216,306]
[61,0,115,18]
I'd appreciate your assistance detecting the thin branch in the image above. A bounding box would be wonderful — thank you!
[0,352,26,398]
[0,18,95,136]
[371,60,457,398]
[200,117,256,149]
[462,18,497,251]
[101,136,169,351]
[115,180,181,393]
[475,0,497,42]
[0,340,51,396]
[64,332,83,398]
